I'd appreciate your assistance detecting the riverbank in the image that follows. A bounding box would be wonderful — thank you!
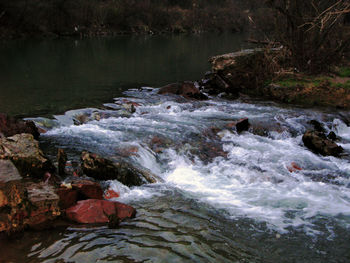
[203,48,350,109]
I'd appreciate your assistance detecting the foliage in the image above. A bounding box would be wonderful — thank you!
[0,0,249,37]
[338,67,350,78]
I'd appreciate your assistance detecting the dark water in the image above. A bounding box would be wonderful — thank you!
[0,34,248,117]
[1,34,350,263]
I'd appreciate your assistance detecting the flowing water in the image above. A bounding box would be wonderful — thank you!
[1,35,350,262]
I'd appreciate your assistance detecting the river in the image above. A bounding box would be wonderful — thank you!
[0,34,350,263]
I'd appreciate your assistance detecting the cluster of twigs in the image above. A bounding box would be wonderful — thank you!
[265,0,350,73]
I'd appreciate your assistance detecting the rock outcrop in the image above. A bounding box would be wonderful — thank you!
[0,160,60,233]
[302,130,343,157]
[81,151,157,186]
[0,134,55,178]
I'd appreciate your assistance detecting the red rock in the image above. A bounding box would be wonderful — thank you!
[287,162,303,173]
[65,199,136,224]
[72,180,103,200]
[56,188,78,209]
[104,189,120,200]
[158,82,208,100]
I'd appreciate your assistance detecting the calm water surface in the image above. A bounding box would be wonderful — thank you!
[0,34,248,117]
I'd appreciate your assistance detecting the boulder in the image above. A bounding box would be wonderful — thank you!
[0,161,60,233]
[81,151,157,186]
[302,130,343,156]
[0,134,55,178]
[71,179,103,200]
[65,199,136,224]
[56,187,78,210]
[0,113,40,139]
[24,182,61,229]
[158,82,208,100]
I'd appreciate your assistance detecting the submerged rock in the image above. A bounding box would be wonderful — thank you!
[0,134,55,178]
[81,151,157,186]
[0,113,40,139]
[65,199,136,224]
[302,130,343,157]
[158,81,208,100]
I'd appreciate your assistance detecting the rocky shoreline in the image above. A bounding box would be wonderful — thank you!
[201,49,350,109]
[0,115,147,236]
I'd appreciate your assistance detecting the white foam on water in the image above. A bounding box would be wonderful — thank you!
[43,96,350,234]
[162,130,350,233]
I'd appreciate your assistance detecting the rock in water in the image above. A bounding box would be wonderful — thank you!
[158,82,208,100]
[81,151,157,186]
[302,130,343,157]
[227,118,250,133]
[0,160,60,233]
[65,199,136,224]
[0,113,39,139]
[71,179,103,200]
[57,148,67,176]
[0,134,55,178]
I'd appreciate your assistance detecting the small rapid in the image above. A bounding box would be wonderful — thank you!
[21,88,350,262]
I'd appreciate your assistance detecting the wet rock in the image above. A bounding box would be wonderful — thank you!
[81,151,157,186]
[0,134,55,178]
[158,82,208,100]
[287,162,303,173]
[308,120,326,133]
[65,199,136,224]
[104,189,120,200]
[200,72,234,96]
[118,146,139,157]
[327,131,338,141]
[57,149,67,176]
[227,118,250,133]
[302,130,343,157]
[56,187,78,210]
[24,182,61,229]
[71,179,103,200]
[0,161,60,234]
[236,118,250,133]
[0,113,39,139]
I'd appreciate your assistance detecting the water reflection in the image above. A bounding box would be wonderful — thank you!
[0,34,248,117]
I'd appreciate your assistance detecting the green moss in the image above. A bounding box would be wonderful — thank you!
[275,76,331,88]
[338,67,350,78]
[276,79,308,87]
[330,80,350,89]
